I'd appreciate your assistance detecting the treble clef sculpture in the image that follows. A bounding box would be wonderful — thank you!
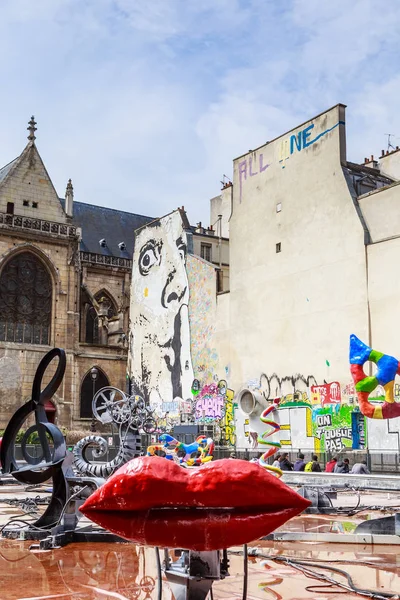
[0,348,67,528]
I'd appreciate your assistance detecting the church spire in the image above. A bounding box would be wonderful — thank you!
[27,116,37,141]
[65,178,74,217]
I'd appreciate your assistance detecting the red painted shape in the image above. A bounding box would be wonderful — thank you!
[357,391,376,418]
[310,382,341,405]
[382,402,400,419]
[350,363,365,384]
[80,456,310,550]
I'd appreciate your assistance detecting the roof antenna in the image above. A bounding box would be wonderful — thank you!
[27,116,37,142]
[385,133,395,152]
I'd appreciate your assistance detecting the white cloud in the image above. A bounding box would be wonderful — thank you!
[0,0,399,224]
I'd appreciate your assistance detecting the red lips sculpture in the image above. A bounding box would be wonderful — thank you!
[80,457,310,550]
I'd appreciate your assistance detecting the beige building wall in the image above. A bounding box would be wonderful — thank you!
[359,182,400,242]
[210,184,232,239]
[229,104,369,397]
[378,148,400,180]
[191,233,229,291]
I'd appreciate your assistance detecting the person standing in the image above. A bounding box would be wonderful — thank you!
[272,454,281,469]
[325,456,338,472]
[308,454,321,472]
[294,453,306,471]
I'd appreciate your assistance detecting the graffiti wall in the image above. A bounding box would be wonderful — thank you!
[237,369,400,453]
[129,211,194,406]
[236,373,365,452]
[128,210,235,444]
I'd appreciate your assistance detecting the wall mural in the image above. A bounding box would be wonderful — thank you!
[129,211,194,407]
[129,210,235,445]
[243,371,365,452]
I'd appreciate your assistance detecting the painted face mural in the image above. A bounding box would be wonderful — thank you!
[129,211,194,406]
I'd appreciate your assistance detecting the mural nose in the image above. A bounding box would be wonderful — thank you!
[162,269,187,308]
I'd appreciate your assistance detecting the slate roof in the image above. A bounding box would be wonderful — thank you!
[0,157,19,183]
[343,161,395,197]
[60,199,155,258]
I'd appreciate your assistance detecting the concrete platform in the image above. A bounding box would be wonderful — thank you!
[282,470,400,490]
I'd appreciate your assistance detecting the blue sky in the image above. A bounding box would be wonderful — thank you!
[1,0,400,224]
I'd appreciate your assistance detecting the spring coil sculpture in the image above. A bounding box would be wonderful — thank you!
[73,430,141,478]
[257,399,283,477]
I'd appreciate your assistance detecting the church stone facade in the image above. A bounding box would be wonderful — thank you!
[0,118,154,429]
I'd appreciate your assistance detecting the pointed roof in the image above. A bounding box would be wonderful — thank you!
[0,116,38,189]
[0,157,19,183]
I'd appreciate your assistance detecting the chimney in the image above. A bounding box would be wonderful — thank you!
[65,179,74,218]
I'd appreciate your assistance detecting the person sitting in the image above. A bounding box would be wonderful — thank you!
[279,453,293,471]
[350,460,370,474]
[293,453,306,471]
[325,456,337,472]
[334,458,350,473]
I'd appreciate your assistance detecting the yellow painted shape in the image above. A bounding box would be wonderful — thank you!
[280,424,291,431]
[373,405,383,419]
[280,439,292,446]
[314,436,321,453]
[225,389,234,401]
[144,287,148,297]
[384,381,395,403]
[306,408,312,437]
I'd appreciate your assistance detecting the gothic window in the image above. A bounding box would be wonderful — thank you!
[0,252,52,345]
[85,305,99,344]
[84,292,117,344]
[80,368,109,418]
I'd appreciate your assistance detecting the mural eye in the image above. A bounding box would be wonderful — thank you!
[139,244,160,275]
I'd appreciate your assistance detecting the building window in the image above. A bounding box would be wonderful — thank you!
[6,202,14,215]
[276,242,281,253]
[217,270,223,293]
[84,292,117,344]
[0,252,52,345]
[32,202,38,208]
[80,368,109,418]
[200,243,212,262]
[23,200,29,207]
[276,203,282,213]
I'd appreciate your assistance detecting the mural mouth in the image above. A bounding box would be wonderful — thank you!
[80,456,310,550]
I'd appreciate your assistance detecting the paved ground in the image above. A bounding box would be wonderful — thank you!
[0,481,399,599]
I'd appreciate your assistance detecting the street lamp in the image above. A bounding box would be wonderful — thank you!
[90,367,99,431]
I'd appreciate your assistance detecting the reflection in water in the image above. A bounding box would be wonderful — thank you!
[0,542,161,600]
[0,538,398,600]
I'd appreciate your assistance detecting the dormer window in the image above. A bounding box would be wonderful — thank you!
[99,239,107,248]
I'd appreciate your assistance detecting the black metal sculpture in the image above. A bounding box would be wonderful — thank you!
[0,348,68,528]
[0,348,113,548]
[73,388,155,478]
